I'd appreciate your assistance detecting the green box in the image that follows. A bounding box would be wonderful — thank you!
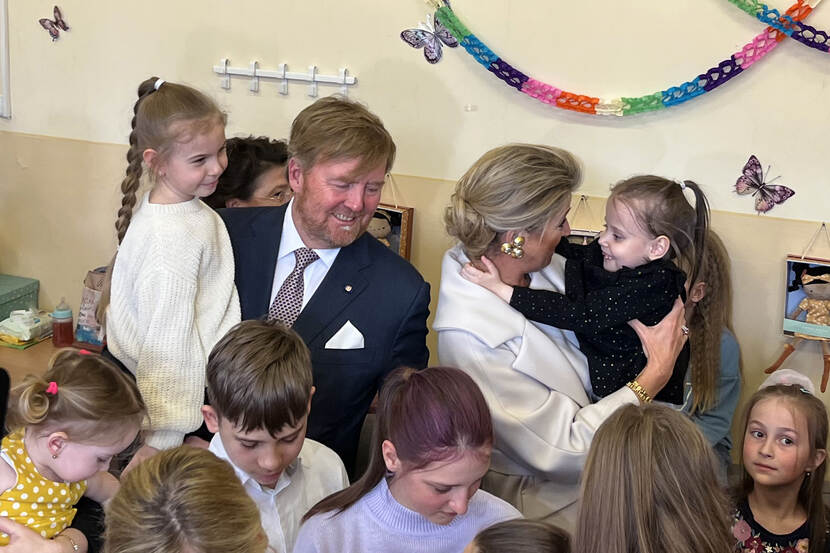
[0,274,39,321]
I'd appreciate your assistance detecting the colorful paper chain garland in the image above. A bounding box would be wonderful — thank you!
[433,0,817,116]
[729,0,830,52]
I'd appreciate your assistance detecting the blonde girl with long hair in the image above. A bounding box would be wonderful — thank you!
[574,403,733,553]
[682,230,742,479]
[100,76,241,471]
[104,446,266,553]
[0,350,145,551]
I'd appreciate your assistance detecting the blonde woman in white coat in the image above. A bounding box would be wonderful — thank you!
[434,144,688,530]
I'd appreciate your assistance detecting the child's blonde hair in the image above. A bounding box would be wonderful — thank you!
[736,384,829,553]
[6,349,145,443]
[472,519,570,553]
[444,143,580,260]
[574,403,732,553]
[609,176,709,287]
[98,76,226,323]
[104,446,265,553]
[688,230,741,414]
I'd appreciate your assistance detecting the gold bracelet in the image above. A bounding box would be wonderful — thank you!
[626,380,652,403]
[56,534,80,551]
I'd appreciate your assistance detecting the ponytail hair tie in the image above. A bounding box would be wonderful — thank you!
[45,381,58,395]
[154,78,165,91]
[676,179,687,190]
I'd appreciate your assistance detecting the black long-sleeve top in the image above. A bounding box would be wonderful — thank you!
[509,239,689,403]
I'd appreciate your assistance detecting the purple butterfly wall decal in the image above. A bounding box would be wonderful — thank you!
[400,13,458,64]
[39,5,69,42]
[735,155,795,214]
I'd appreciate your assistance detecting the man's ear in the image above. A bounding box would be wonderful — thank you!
[288,158,304,194]
[689,281,707,304]
[201,405,221,434]
[381,439,402,474]
[647,235,670,260]
[47,431,68,458]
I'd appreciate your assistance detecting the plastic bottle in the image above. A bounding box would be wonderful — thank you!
[52,297,74,348]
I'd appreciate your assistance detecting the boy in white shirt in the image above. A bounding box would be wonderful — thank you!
[202,320,348,553]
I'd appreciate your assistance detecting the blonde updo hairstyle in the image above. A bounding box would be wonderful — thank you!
[444,144,581,259]
[104,446,266,553]
[6,349,146,444]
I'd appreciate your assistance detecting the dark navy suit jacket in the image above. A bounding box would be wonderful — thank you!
[219,205,430,475]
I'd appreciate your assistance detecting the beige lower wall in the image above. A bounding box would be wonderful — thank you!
[4,130,830,462]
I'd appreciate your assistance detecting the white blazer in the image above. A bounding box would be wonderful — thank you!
[433,245,637,529]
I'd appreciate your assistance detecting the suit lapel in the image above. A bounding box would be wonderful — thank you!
[246,206,287,318]
[293,234,371,345]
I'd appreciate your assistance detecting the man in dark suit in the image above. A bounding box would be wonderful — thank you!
[220,96,430,475]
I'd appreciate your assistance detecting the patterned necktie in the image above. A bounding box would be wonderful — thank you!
[268,247,320,327]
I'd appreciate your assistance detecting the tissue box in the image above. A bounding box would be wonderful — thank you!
[0,274,39,321]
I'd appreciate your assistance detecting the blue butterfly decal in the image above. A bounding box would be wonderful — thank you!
[400,13,458,64]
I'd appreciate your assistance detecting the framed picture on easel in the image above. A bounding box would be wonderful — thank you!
[783,255,830,340]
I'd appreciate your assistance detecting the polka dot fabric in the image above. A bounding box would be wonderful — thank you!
[268,247,320,327]
[0,431,87,544]
[508,239,690,403]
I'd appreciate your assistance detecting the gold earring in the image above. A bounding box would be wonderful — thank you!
[500,236,525,259]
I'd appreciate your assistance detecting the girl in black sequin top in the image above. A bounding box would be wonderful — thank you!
[462,176,709,403]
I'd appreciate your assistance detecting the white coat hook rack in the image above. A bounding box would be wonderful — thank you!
[249,61,259,93]
[212,59,357,97]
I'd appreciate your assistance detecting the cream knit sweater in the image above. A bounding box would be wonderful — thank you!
[107,194,240,450]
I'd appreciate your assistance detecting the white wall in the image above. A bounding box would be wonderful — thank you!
[2,0,829,221]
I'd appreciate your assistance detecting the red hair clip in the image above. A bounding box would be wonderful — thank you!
[46,381,58,395]
[79,349,92,355]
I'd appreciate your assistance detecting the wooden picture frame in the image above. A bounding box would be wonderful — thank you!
[374,204,415,260]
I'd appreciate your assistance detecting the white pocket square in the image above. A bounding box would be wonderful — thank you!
[324,320,365,349]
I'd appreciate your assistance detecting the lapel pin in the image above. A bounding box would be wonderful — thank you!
[344,285,353,293]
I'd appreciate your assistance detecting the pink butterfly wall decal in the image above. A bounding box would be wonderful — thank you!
[735,155,795,214]
[39,6,69,42]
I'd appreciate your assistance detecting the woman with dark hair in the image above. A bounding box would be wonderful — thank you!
[203,135,291,209]
[293,366,521,553]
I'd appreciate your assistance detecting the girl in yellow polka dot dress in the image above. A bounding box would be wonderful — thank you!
[0,349,146,545]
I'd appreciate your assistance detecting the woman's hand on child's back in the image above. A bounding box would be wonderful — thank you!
[628,297,688,399]
[120,444,160,479]
[461,256,514,302]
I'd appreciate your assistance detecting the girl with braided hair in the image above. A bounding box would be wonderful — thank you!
[99,77,240,473]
